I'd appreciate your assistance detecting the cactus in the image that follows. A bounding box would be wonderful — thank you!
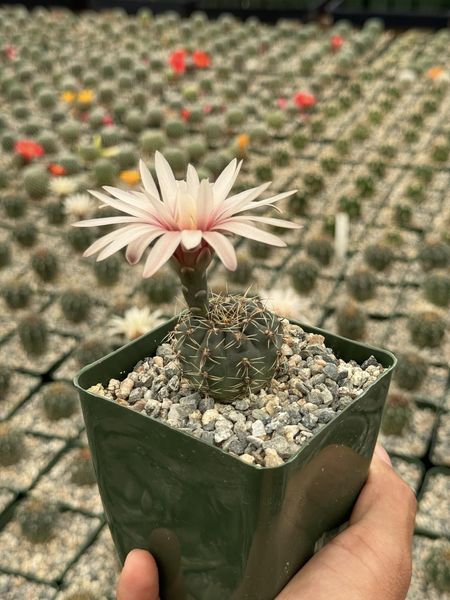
[3,194,27,219]
[255,162,273,182]
[3,281,32,309]
[13,221,37,247]
[0,424,25,466]
[58,121,81,145]
[186,140,207,163]
[290,131,307,151]
[31,248,59,282]
[23,166,49,199]
[140,271,178,305]
[408,311,446,348]
[93,254,122,286]
[42,382,78,421]
[423,272,450,307]
[227,109,246,129]
[139,130,166,154]
[380,392,412,436]
[18,315,48,356]
[424,540,450,592]
[46,201,66,226]
[393,203,413,229]
[0,242,11,269]
[306,235,334,266]
[418,240,450,271]
[364,242,395,271]
[60,290,91,323]
[70,448,96,486]
[336,302,366,340]
[67,227,94,253]
[248,239,272,260]
[164,148,188,173]
[165,119,186,140]
[172,294,282,402]
[395,353,428,391]
[125,109,145,134]
[17,498,57,544]
[0,365,11,394]
[289,259,319,294]
[93,158,118,187]
[346,268,377,301]
[303,169,324,195]
[355,174,375,198]
[75,337,112,367]
[288,190,308,216]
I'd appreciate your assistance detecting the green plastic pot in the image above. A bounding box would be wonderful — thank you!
[74,317,396,600]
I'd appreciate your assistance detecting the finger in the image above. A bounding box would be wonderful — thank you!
[373,442,392,465]
[117,549,159,600]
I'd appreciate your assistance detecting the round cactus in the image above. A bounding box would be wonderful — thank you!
[381,392,412,436]
[289,259,319,294]
[393,203,413,229]
[248,239,272,260]
[140,271,178,305]
[164,148,188,173]
[18,315,48,356]
[93,158,118,187]
[46,201,66,226]
[93,254,121,286]
[75,337,112,367]
[424,272,450,307]
[31,248,59,282]
[346,268,377,301]
[336,302,366,340]
[60,289,91,323]
[165,119,186,140]
[3,281,32,309]
[173,294,283,402]
[338,195,361,219]
[0,365,11,395]
[67,227,94,253]
[364,242,395,271]
[3,194,27,219]
[13,221,37,247]
[23,166,49,199]
[17,498,57,544]
[424,540,450,592]
[288,190,308,216]
[70,448,96,486]
[408,311,446,348]
[0,242,11,269]
[306,235,334,266]
[42,382,78,421]
[418,240,450,271]
[139,130,166,154]
[395,353,428,391]
[0,424,24,466]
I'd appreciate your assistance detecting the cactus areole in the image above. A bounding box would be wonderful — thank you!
[75,151,300,400]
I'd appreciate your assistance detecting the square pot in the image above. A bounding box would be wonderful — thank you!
[74,317,396,600]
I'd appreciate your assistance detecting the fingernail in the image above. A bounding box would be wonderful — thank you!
[374,443,392,465]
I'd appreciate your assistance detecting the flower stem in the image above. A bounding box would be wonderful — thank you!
[171,245,213,317]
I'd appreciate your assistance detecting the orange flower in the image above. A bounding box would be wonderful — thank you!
[119,170,141,186]
[331,35,344,52]
[48,163,66,176]
[427,67,444,80]
[14,140,45,161]
[169,49,187,74]
[192,50,211,69]
[294,92,317,110]
[78,89,95,105]
[237,133,250,151]
[61,90,76,104]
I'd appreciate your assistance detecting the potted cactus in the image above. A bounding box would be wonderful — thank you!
[74,152,396,600]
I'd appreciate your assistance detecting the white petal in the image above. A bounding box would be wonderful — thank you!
[143,231,182,278]
[235,215,301,229]
[215,221,286,247]
[126,230,164,264]
[213,158,241,205]
[236,189,297,214]
[212,182,271,222]
[139,159,161,201]
[196,179,214,229]
[89,189,151,220]
[83,224,143,257]
[202,231,237,271]
[97,225,157,261]
[181,230,202,250]
[155,151,177,216]
[186,164,200,198]
[73,216,141,227]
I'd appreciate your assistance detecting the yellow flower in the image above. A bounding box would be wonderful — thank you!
[427,67,444,80]
[119,170,141,186]
[237,133,250,151]
[78,89,95,105]
[61,90,76,104]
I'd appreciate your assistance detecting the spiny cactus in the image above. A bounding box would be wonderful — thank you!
[93,158,117,187]
[23,166,49,200]
[31,248,59,282]
[248,239,272,260]
[393,203,413,229]
[46,201,66,226]
[172,294,282,403]
[0,365,11,394]
[17,498,57,544]
[289,259,319,294]
[93,254,121,286]
[60,289,91,323]
[0,424,24,466]
[424,540,450,592]
[140,271,178,305]
[336,302,366,340]
[408,311,446,348]
[338,195,361,219]
[306,235,334,267]
[13,221,37,247]
[424,272,450,307]
[418,240,450,271]
[364,242,395,272]
[75,337,112,367]
[3,194,27,219]
[67,227,94,253]
[346,268,377,301]
[381,392,412,436]
[164,147,189,173]
[42,382,78,421]
[70,448,96,486]
[18,315,48,356]
[3,281,32,309]
[395,353,428,391]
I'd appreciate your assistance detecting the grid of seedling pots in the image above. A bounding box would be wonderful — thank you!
[0,6,449,599]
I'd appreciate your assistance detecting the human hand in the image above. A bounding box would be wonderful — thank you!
[117,444,416,600]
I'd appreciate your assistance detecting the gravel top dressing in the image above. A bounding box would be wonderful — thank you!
[90,321,384,468]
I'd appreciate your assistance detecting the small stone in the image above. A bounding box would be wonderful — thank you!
[202,408,220,430]
[214,417,233,443]
[302,413,318,429]
[157,386,169,400]
[315,408,335,423]
[167,375,180,392]
[361,356,379,370]
[107,379,120,392]
[179,394,198,412]
[201,430,215,445]
[264,435,291,458]
[198,396,214,413]
[227,438,246,455]
[322,363,340,381]
[283,425,300,442]
[251,408,270,423]
[117,377,134,400]
[251,420,266,438]
[164,361,179,379]
[281,343,293,356]
[156,343,175,359]
[132,399,146,412]
[239,453,255,465]
[128,387,144,404]
[234,398,250,411]
[265,398,280,416]
[264,448,284,467]
[153,356,164,368]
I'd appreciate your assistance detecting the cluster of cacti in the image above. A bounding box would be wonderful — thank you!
[380,392,413,436]
[42,382,79,421]
[17,498,57,544]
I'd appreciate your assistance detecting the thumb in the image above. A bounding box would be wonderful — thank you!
[117,549,159,600]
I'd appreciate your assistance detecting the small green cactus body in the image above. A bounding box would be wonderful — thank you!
[228,256,253,286]
[355,174,375,198]
[289,259,319,294]
[42,382,78,421]
[3,194,27,219]
[70,448,96,486]
[116,146,138,171]
[46,201,66,226]
[164,148,188,173]
[272,148,290,168]
[146,107,164,128]
[60,290,91,323]
[424,540,450,592]
[31,248,59,283]
[288,190,308,216]
[364,242,395,272]
[346,268,377,301]
[306,235,334,266]
[395,353,428,391]
[303,170,324,196]
[75,338,112,367]
[0,242,11,268]
[67,227,94,253]
[140,271,178,305]
[17,498,57,544]
[336,302,366,340]
[248,239,272,260]
[186,140,207,163]
[393,203,413,229]
[58,121,81,145]
[139,130,166,154]
[3,281,32,309]
[424,272,450,307]
[93,254,121,286]
[338,194,361,219]
[290,131,307,151]
[93,158,118,187]
[36,131,58,154]
[125,109,145,134]
[380,392,412,436]
[173,294,283,403]
[18,315,48,356]
[255,162,273,183]
[227,109,246,129]
[23,166,49,200]
[0,424,24,466]
[406,181,425,203]
[0,365,11,394]
[13,221,37,247]
[204,122,223,146]
[165,119,186,141]
[418,240,450,271]
[408,311,446,348]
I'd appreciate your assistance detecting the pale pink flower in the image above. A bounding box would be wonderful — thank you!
[74,152,299,278]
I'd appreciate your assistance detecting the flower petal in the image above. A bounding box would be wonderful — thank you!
[236,189,297,214]
[213,158,241,205]
[197,179,214,229]
[73,216,141,227]
[126,230,164,264]
[155,151,177,216]
[181,229,202,250]
[97,225,156,261]
[186,164,200,198]
[235,215,301,229]
[89,189,151,220]
[212,182,271,222]
[143,231,182,278]
[215,221,286,247]
[139,159,161,201]
[202,231,237,270]
[83,224,142,257]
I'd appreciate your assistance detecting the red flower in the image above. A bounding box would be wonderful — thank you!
[294,92,317,110]
[79,112,90,122]
[180,108,191,121]
[48,163,66,176]
[102,114,114,126]
[4,45,17,61]
[169,49,187,74]
[277,97,288,109]
[14,140,45,162]
[192,50,211,69]
[203,104,212,114]
[331,35,344,52]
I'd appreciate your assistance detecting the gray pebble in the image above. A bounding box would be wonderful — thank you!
[128,387,144,404]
